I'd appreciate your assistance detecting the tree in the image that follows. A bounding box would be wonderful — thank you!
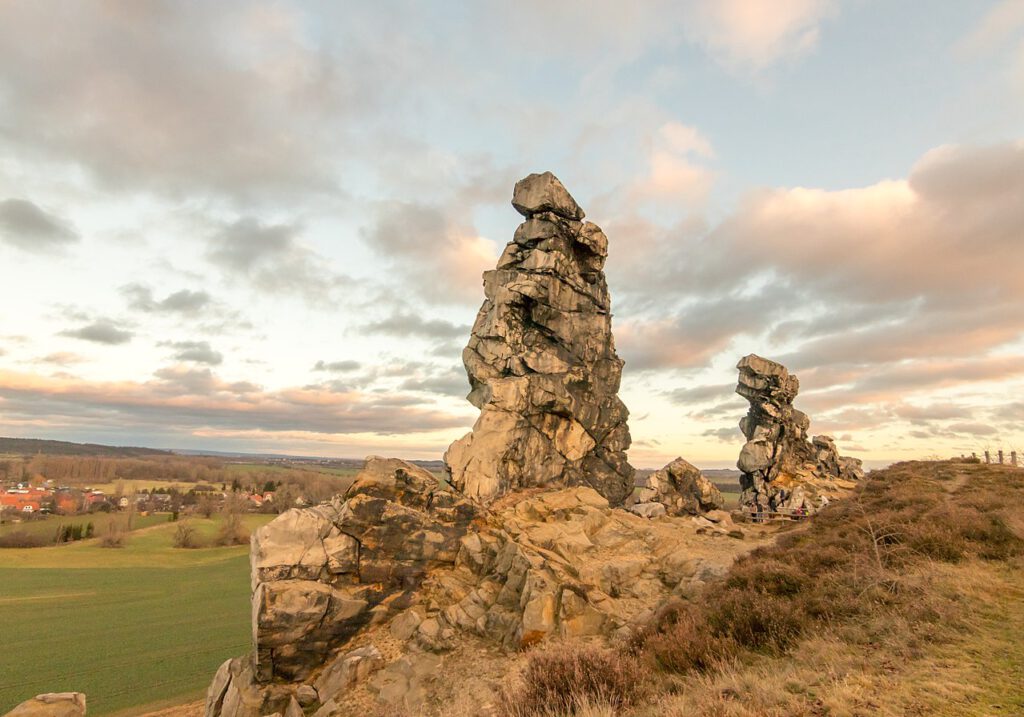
[173,523,198,548]
[197,494,216,518]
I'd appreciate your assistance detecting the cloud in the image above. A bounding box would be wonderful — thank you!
[702,426,740,443]
[0,2,353,201]
[59,320,134,345]
[362,312,469,341]
[0,198,78,252]
[616,287,796,371]
[705,141,1024,306]
[122,284,212,315]
[207,218,346,302]
[37,352,86,367]
[624,123,717,210]
[685,0,837,72]
[162,341,223,366]
[398,367,468,398]
[665,383,735,405]
[313,360,362,372]
[490,0,836,73]
[956,1,1024,57]
[947,422,999,437]
[360,202,498,305]
[0,367,469,437]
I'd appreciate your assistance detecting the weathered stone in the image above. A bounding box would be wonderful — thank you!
[313,645,384,702]
[389,607,424,642]
[243,456,476,685]
[294,685,318,707]
[735,354,863,512]
[369,655,440,712]
[445,172,634,505]
[631,457,723,515]
[205,657,290,717]
[283,697,303,717]
[511,171,584,220]
[627,501,666,519]
[3,694,86,717]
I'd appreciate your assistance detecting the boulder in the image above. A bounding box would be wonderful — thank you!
[445,172,634,505]
[627,502,666,519]
[3,694,86,717]
[631,457,723,515]
[511,171,585,220]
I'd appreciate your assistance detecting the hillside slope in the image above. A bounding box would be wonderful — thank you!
[500,460,1024,717]
[0,436,172,457]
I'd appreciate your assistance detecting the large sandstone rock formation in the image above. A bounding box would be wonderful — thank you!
[444,171,634,505]
[736,354,864,512]
[246,457,475,684]
[204,455,760,717]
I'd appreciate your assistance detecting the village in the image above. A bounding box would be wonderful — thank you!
[0,478,276,521]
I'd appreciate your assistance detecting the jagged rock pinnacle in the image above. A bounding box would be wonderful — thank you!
[444,171,634,505]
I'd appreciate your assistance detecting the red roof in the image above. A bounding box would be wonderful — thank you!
[1,495,42,512]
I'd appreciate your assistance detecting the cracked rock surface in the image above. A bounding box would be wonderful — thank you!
[445,171,634,505]
[736,354,864,512]
[247,457,475,684]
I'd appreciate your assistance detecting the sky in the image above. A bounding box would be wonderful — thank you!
[1,0,1023,469]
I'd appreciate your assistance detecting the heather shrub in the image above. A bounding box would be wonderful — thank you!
[643,610,737,673]
[500,645,647,717]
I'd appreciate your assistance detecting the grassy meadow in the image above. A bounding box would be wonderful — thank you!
[0,513,169,541]
[0,514,274,716]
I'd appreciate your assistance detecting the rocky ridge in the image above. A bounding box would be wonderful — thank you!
[736,354,864,512]
[205,459,757,717]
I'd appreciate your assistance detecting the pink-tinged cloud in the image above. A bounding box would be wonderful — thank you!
[0,368,470,437]
[711,141,1024,304]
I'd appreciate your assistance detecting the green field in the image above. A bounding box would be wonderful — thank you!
[0,513,169,540]
[0,515,273,716]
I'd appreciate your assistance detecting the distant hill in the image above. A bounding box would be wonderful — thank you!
[703,468,742,491]
[0,437,173,457]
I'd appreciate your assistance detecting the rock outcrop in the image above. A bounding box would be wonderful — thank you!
[2,694,86,717]
[247,456,476,684]
[736,354,864,512]
[204,463,762,717]
[414,486,739,653]
[444,171,634,505]
[628,457,723,517]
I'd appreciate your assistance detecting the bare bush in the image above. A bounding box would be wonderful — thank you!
[99,526,125,548]
[173,523,200,549]
[216,511,249,546]
[0,530,50,548]
[499,644,648,717]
